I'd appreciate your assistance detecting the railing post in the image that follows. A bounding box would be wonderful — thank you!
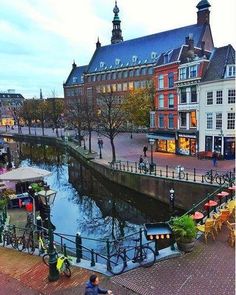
[0,216,3,243]
[155,239,159,256]
[127,161,129,171]
[139,228,143,249]
[186,173,188,181]
[90,249,95,267]
[172,171,175,179]
[135,162,137,173]
[210,169,213,184]
[76,233,82,263]
[123,248,127,267]
[193,168,196,182]
[154,165,157,176]
[60,236,63,252]
[119,162,121,170]
[201,175,204,183]
[63,243,67,257]
[131,166,133,173]
[160,169,162,177]
[166,165,168,178]
[106,239,111,271]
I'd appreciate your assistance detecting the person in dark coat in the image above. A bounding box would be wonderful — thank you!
[143,145,148,157]
[84,275,112,295]
[212,151,217,167]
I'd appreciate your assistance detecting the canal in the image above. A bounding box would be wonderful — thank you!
[12,141,173,252]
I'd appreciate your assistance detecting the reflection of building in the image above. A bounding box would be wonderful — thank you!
[199,45,235,159]
[0,90,24,125]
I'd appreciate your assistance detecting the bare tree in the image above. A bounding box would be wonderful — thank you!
[97,93,128,162]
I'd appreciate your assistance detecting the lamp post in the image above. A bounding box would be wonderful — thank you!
[219,129,224,158]
[149,139,155,172]
[169,188,175,214]
[38,185,59,282]
[98,137,102,159]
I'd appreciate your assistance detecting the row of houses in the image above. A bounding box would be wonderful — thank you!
[63,0,235,159]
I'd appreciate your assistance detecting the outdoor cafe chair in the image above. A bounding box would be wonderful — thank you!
[212,213,222,234]
[226,221,236,247]
[219,209,230,225]
[196,219,215,244]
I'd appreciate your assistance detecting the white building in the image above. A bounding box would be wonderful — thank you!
[199,45,235,159]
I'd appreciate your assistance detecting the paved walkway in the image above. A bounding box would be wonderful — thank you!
[0,224,234,295]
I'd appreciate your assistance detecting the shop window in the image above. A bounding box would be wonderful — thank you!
[206,113,213,129]
[158,75,164,89]
[207,92,213,105]
[191,86,197,102]
[227,113,235,129]
[167,140,176,153]
[205,136,213,151]
[178,137,190,155]
[215,113,222,129]
[180,113,187,128]
[216,90,223,104]
[180,88,187,103]
[214,137,222,153]
[228,89,235,104]
[159,94,164,108]
[168,94,174,108]
[168,72,174,88]
[159,114,164,128]
[190,111,197,128]
[157,140,167,152]
[168,114,174,129]
[179,68,187,80]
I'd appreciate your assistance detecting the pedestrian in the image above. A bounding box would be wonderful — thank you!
[143,145,148,157]
[212,151,217,167]
[84,274,113,295]
[139,155,145,170]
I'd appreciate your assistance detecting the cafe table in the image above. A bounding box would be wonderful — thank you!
[204,200,218,218]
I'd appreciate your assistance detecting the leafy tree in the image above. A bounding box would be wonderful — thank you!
[97,93,128,162]
[21,99,36,134]
[47,93,64,137]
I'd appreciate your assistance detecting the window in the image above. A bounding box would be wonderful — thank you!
[159,114,164,128]
[150,111,155,128]
[180,113,187,128]
[207,92,213,105]
[215,113,222,129]
[168,114,174,129]
[115,58,120,65]
[228,89,235,103]
[216,90,223,104]
[164,54,169,64]
[100,61,105,68]
[97,74,101,81]
[112,72,117,79]
[189,65,197,78]
[129,70,134,77]
[190,111,197,128]
[72,77,77,83]
[191,86,197,102]
[158,75,164,89]
[128,82,134,90]
[159,94,164,108]
[117,71,122,79]
[106,85,111,92]
[102,74,106,80]
[148,67,153,75]
[206,113,213,129]
[180,88,187,103]
[134,81,140,89]
[135,68,140,76]
[227,65,236,77]
[140,80,147,88]
[117,83,122,91]
[141,67,147,75]
[168,72,174,88]
[179,68,187,80]
[112,84,117,92]
[123,83,128,91]
[168,94,174,108]
[132,55,138,63]
[227,113,235,129]
[123,71,128,78]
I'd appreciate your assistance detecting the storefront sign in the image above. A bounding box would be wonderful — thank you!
[178,134,196,139]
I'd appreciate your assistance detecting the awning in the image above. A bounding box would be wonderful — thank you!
[0,167,52,182]
[147,134,175,140]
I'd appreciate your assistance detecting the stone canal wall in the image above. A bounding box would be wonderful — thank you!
[2,134,218,210]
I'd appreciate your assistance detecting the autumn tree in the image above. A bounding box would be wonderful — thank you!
[97,93,128,162]
[21,99,36,134]
[47,92,64,137]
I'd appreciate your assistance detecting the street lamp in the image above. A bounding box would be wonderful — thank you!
[149,138,155,172]
[169,188,175,214]
[38,185,59,282]
[98,137,103,159]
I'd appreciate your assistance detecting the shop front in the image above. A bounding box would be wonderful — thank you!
[177,133,197,156]
[147,133,176,154]
[224,137,235,160]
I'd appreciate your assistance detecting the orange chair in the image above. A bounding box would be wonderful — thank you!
[219,209,230,224]
[197,219,215,244]
[213,213,222,234]
[226,221,236,247]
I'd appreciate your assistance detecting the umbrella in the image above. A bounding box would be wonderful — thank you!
[0,167,52,182]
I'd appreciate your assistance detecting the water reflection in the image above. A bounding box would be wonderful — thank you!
[16,142,170,250]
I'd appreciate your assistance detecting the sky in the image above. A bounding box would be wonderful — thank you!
[0,0,235,99]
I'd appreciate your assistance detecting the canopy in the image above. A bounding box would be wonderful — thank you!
[0,167,52,182]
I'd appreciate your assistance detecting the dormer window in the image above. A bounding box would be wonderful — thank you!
[81,76,84,83]
[72,77,77,83]
[100,61,105,68]
[227,65,236,77]
[132,55,138,62]
[151,52,157,59]
[115,58,120,65]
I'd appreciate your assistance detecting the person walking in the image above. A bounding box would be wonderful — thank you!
[143,145,148,157]
[84,274,112,294]
[212,151,217,167]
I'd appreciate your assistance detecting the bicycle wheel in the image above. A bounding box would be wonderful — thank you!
[63,261,71,278]
[138,246,156,268]
[27,239,35,255]
[204,173,212,183]
[11,236,18,249]
[43,254,49,266]
[17,236,26,252]
[109,253,126,275]
[216,175,225,185]
[178,172,185,180]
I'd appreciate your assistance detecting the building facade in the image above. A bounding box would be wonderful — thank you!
[198,45,235,159]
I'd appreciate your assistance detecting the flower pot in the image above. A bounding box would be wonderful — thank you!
[177,238,195,253]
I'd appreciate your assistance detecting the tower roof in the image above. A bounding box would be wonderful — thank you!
[196,0,211,10]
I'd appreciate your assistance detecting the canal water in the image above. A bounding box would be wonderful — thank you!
[12,141,171,252]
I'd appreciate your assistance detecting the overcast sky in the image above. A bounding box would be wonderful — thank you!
[0,0,235,98]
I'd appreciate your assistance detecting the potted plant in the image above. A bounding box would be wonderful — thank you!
[170,215,197,252]
[0,197,8,210]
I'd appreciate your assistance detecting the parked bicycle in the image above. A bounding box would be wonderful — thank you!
[175,165,185,180]
[2,226,19,249]
[204,170,234,185]
[109,238,156,275]
[17,229,35,254]
[43,252,72,277]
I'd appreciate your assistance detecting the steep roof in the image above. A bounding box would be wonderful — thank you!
[202,44,235,82]
[0,93,24,99]
[64,65,87,86]
[87,24,208,73]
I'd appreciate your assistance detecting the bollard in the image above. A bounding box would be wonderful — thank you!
[186,173,189,181]
[193,168,196,182]
[90,249,95,267]
[172,171,175,179]
[201,175,204,183]
[210,169,213,184]
[76,233,82,263]
[166,165,169,178]
[135,162,137,173]
[131,166,133,173]
[106,240,111,271]
[63,243,67,257]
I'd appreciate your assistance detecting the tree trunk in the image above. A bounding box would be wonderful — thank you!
[88,126,92,152]
[28,124,31,135]
[110,137,116,162]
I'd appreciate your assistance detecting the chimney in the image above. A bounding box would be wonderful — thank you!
[72,60,77,69]
[96,37,101,49]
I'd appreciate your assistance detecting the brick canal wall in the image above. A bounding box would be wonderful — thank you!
[2,134,218,210]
